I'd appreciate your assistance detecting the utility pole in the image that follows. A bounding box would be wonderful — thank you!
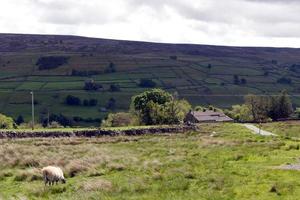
[30,91,34,130]
[47,107,50,127]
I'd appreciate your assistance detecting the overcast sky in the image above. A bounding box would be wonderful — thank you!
[1,0,300,47]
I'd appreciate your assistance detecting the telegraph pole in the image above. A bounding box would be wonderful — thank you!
[30,91,34,130]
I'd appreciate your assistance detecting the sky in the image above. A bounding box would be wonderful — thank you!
[1,0,300,47]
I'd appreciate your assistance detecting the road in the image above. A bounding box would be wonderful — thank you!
[243,124,277,136]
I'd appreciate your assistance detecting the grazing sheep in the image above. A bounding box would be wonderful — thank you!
[42,166,66,185]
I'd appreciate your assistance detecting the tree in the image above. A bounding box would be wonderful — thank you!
[84,79,102,91]
[225,104,253,122]
[49,114,73,127]
[138,79,156,88]
[277,77,292,85]
[83,99,89,106]
[131,89,191,125]
[105,62,116,73]
[244,94,270,122]
[65,95,81,106]
[241,78,247,85]
[164,99,192,124]
[268,91,293,120]
[233,75,240,85]
[15,115,24,125]
[0,113,14,129]
[106,98,116,110]
[89,99,98,106]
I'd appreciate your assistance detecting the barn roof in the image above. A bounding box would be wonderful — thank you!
[189,111,233,122]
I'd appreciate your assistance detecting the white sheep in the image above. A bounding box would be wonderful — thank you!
[41,166,66,185]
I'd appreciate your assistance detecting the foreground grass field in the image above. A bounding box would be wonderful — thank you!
[262,121,300,138]
[1,123,300,199]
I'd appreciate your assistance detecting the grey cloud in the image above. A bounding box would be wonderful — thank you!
[128,0,300,38]
[30,0,128,25]
[24,0,300,39]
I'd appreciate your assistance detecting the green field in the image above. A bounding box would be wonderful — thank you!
[1,123,300,199]
[1,34,300,126]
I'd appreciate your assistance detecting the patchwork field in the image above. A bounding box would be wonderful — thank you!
[1,34,300,126]
[1,123,300,199]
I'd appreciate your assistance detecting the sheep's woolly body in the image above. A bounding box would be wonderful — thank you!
[42,166,66,185]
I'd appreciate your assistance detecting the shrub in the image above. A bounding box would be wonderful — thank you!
[101,112,139,127]
[15,115,24,125]
[277,77,292,84]
[110,84,121,92]
[49,114,74,127]
[36,56,69,70]
[83,99,98,107]
[138,79,156,88]
[105,62,116,73]
[48,121,64,129]
[106,98,116,110]
[225,104,253,122]
[84,79,103,91]
[0,113,14,129]
[65,95,81,106]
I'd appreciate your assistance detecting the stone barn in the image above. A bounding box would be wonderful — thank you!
[184,110,233,123]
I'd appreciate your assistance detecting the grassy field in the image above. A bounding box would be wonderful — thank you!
[1,123,300,199]
[1,34,300,126]
[261,121,300,138]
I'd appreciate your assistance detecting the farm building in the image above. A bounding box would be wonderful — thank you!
[184,110,233,123]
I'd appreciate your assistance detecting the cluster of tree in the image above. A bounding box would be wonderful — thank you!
[233,75,247,85]
[45,114,74,127]
[0,113,14,129]
[73,116,101,123]
[65,95,81,106]
[36,56,69,70]
[131,89,191,125]
[104,62,116,73]
[101,89,191,127]
[139,79,156,88]
[289,64,300,73]
[71,69,102,76]
[83,99,98,107]
[226,91,293,122]
[277,77,292,85]
[195,105,222,112]
[84,79,103,91]
[65,95,98,107]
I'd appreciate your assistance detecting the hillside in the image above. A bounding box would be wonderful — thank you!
[1,33,300,126]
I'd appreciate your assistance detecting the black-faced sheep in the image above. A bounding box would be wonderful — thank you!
[42,166,66,185]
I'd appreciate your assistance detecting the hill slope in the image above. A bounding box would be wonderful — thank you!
[1,33,300,126]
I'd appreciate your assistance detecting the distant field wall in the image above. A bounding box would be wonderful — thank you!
[0,125,197,139]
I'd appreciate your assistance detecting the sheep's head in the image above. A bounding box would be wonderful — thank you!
[62,179,66,184]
